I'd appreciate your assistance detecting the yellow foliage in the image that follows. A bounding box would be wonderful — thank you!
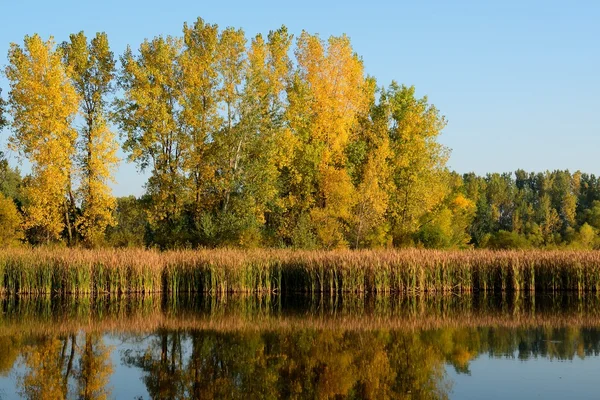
[294,32,368,165]
[0,193,23,247]
[19,338,67,400]
[6,34,79,241]
[63,32,119,247]
[77,333,114,400]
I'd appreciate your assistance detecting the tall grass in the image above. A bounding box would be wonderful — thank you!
[2,248,600,295]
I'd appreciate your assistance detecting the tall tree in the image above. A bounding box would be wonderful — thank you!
[115,36,186,245]
[348,79,392,248]
[179,18,222,219]
[243,27,294,243]
[287,32,369,248]
[62,31,119,246]
[212,26,247,216]
[6,34,79,242]
[384,83,450,245]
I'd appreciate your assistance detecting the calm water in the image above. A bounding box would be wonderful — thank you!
[0,294,600,399]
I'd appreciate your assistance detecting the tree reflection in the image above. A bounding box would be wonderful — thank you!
[76,332,113,400]
[16,332,113,400]
[122,329,451,399]
[8,324,600,399]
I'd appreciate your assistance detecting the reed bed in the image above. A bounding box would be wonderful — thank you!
[2,248,600,295]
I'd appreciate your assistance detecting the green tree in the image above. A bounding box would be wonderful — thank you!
[385,83,450,245]
[0,152,23,205]
[0,88,7,130]
[105,196,148,247]
[115,36,187,247]
[348,80,392,248]
[179,18,222,226]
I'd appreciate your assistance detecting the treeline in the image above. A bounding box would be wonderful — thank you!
[0,18,597,250]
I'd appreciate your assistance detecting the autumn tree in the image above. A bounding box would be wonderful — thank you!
[384,83,450,245]
[179,18,222,226]
[115,36,187,246]
[62,32,119,247]
[417,173,475,248]
[5,34,79,243]
[285,32,369,248]
[348,79,392,248]
[225,26,293,246]
[0,192,23,247]
[212,27,247,217]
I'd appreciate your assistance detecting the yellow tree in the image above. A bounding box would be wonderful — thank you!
[0,192,24,246]
[214,26,247,215]
[288,32,369,248]
[63,32,119,247]
[6,34,79,242]
[350,80,393,248]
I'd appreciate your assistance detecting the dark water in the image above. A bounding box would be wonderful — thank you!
[0,294,600,399]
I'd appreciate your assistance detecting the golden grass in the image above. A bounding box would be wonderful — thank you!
[2,248,600,294]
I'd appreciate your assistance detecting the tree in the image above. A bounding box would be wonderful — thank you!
[418,174,475,249]
[63,32,119,247]
[0,192,23,247]
[0,88,7,130]
[212,26,247,216]
[385,84,450,245]
[105,196,148,247]
[576,222,596,249]
[5,34,79,243]
[0,152,23,205]
[179,18,222,221]
[115,36,187,246]
[286,32,369,248]
[232,27,294,246]
[349,80,392,248]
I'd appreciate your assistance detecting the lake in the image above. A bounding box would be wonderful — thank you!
[0,294,599,399]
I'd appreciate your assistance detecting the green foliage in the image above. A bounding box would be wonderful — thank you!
[105,196,148,248]
[0,88,6,130]
[486,230,531,250]
[0,153,23,205]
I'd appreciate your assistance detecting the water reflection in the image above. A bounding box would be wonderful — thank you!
[1,294,600,399]
[5,332,113,400]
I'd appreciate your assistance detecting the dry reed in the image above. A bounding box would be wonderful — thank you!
[2,248,600,295]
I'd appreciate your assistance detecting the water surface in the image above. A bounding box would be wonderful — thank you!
[0,294,599,399]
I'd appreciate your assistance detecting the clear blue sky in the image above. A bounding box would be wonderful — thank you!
[0,0,598,197]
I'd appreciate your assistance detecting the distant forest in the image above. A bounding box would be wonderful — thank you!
[0,18,598,250]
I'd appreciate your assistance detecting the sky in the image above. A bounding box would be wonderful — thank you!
[0,0,598,197]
